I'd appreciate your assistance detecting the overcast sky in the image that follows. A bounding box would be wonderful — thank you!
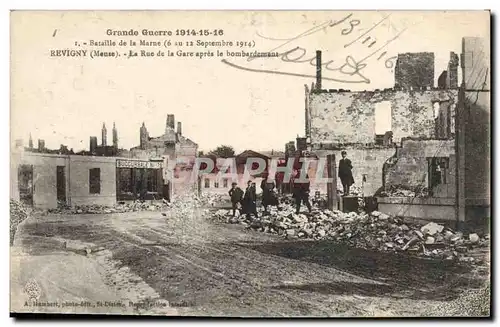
[11,11,489,153]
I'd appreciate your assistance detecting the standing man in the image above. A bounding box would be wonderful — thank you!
[292,172,312,214]
[249,182,259,218]
[243,181,258,218]
[242,180,252,215]
[228,182,244,217]
[261,175,278,214]
[338,150,354,196]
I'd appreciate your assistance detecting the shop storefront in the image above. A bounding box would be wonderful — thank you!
[116,159,164,201]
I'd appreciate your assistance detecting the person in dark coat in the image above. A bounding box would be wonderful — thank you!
[261,175,278,214]
[338,150,355,196]
[243,181,258,218]
[292,172,312,214]
[249,182,259,218]
[228,182,244,217]
[242,180,252,214]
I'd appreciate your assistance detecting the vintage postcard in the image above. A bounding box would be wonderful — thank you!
[10,10,491,317]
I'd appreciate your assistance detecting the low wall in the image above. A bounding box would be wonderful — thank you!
[309,147,396,196]
[377,197,456,222]
[384,139,455,193]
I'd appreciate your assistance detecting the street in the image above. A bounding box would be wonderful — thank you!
[11,206,489,317]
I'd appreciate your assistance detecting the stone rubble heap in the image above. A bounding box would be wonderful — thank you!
[378,185,430,198]
[10,199,30,245]
[43,201,170,215]
[212,204,489,262]
[31,192,226,217]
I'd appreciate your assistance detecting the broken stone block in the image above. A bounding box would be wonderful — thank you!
[420,222,444,235]
[400,224,409,231]
[425,236,435,244]
[370,211,381,217]
[415,230,424,239]
[444,230,455,240]
[317,229,326,238]
[378,213,390,220]
[435,234,445,243]
[402,236,419,251]
[469,233,480,243]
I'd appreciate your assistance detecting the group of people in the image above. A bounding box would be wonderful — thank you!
[228,174,280,218]
[228,151,355,217]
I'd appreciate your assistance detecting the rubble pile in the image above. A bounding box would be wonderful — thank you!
[10,199,29,245]
[212,204,489,261]
[195,193,226,207]
[337,185,363,197]
[45,200,170,215]
[378,185,430,198]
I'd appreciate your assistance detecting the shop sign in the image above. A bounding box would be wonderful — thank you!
[117,159,163,169]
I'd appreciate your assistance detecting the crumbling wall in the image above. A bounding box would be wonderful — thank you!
[394,52,435,89]
[307,147,395,196]
[463,92,490,202]
[383,139,455,194]
[309,89,458,145]
[458,37,491,223]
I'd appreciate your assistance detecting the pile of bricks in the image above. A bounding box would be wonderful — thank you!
[213,204,489,262]
[44,201,170,215]
[378,185,430,197]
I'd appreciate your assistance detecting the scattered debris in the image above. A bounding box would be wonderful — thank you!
[421,222,444,235]
[211,198,489,262]
[469,233,480,244]
[378,185,430,198]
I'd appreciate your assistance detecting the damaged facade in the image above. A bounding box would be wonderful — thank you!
[11,114,200,208]
[303,37,490,226]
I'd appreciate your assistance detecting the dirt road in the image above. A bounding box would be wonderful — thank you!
[15,209,489,317]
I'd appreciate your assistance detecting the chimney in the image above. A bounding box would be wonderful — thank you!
[447,52,459,89]
[316,50,322,90]
[38,139,45,151]
[28,133,33,149]
[177,122,182,136]
[101,123,107,146]
[90,136,98,154]
[112,122,118,149]
[166,114,175,130]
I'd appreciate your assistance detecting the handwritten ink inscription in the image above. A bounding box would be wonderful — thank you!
[221,13,404,84]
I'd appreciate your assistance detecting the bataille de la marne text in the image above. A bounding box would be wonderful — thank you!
[48,28,260,58]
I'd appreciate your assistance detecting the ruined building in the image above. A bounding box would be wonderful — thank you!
[87,122,120,156]
[130,114,198,160]
[394,52,435,90]
[304,37,490,227]
[305,50,458,197]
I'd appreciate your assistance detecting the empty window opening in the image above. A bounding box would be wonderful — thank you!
[89,168,101,194]
[433,102,440,119]
[427,157,449,195]
[375,101,392,145]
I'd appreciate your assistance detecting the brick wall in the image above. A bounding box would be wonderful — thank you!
[383,139,455,194]
[309,89,458,145]
[306,147,395,196]
[394,52,435,89]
